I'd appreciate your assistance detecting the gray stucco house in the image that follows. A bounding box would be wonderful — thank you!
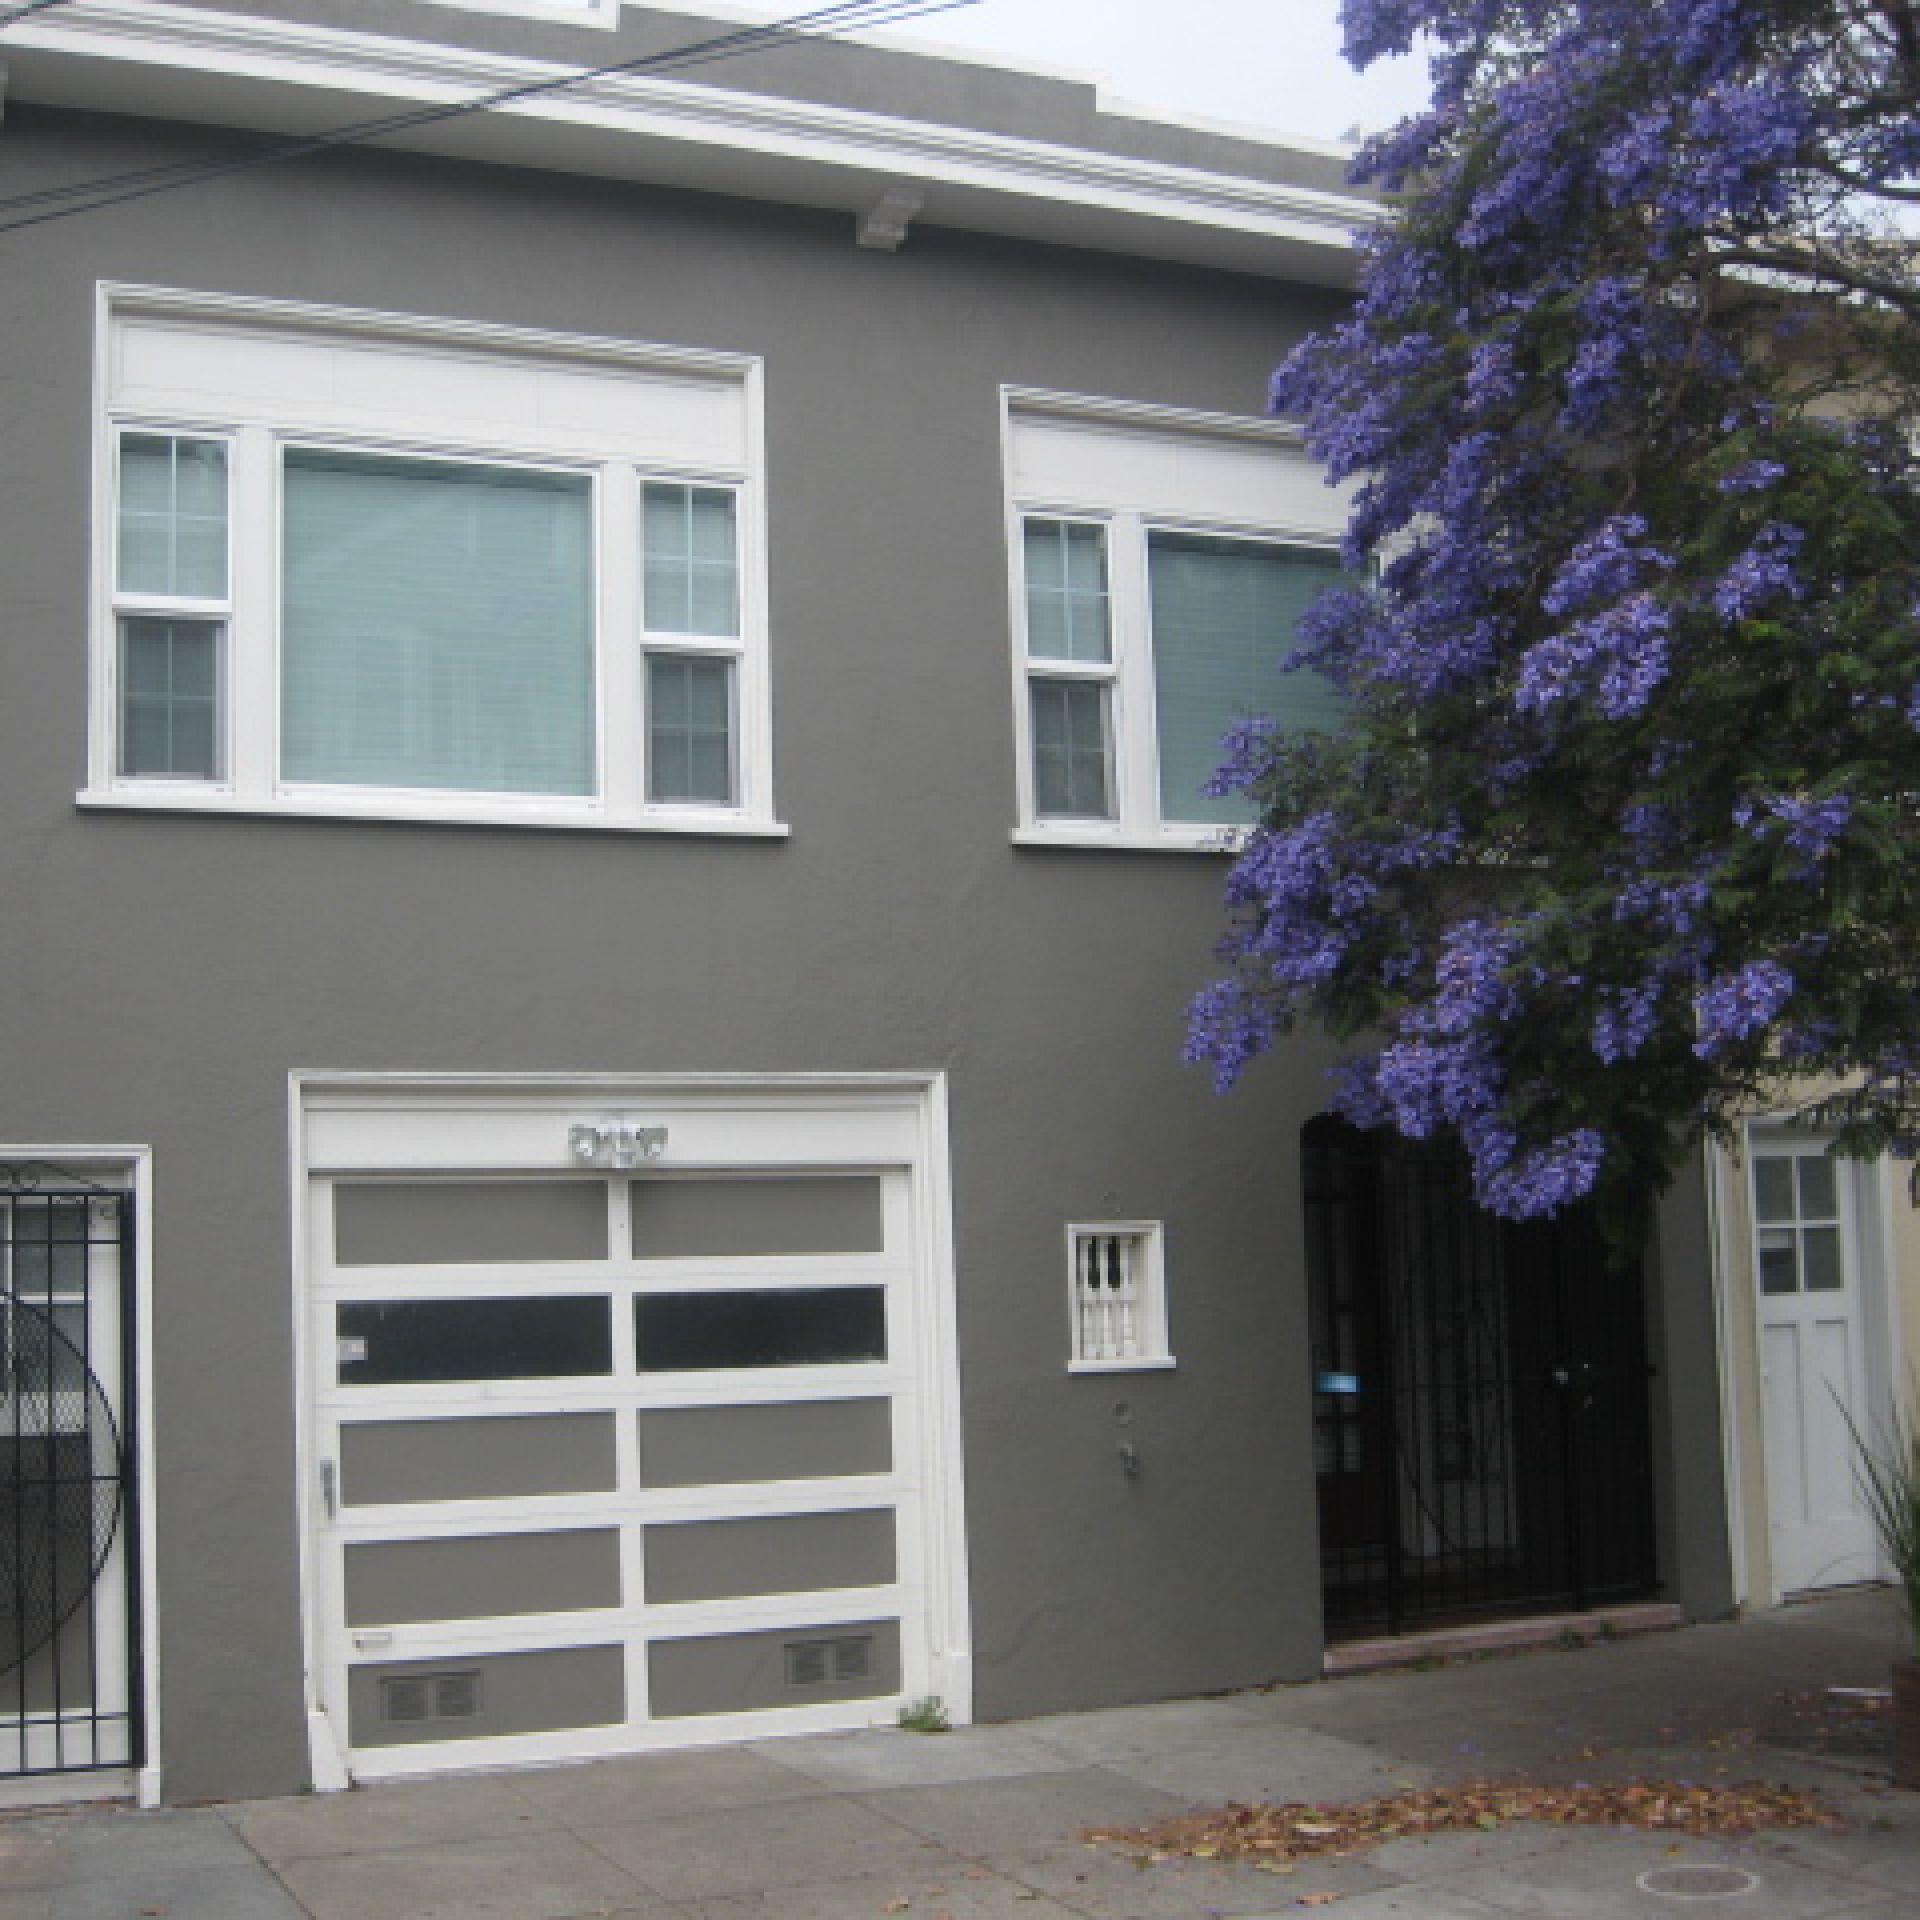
[0,0,1734,1806]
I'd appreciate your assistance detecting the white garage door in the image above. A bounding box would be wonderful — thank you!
[300,1080,966,1782]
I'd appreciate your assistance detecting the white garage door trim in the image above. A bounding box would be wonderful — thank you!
[290,1072,970,1788]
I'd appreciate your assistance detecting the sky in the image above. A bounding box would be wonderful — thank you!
[894,0,1435,146]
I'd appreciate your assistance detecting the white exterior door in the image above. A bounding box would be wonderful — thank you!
[299,1079,966,1783]
[1751,1138,1879,1595]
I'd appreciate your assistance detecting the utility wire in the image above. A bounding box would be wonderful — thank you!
[0,0,978,234]
[0,0,967,214]
[0,0,79,28]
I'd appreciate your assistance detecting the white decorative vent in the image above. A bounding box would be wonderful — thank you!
[785,1634,874,1688]
[1068,1223,1172,1372]
[380,1671,482,1724]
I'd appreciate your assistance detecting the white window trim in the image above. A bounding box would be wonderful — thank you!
[85,285,784,839]
[1002,388,1346,854]
[1065,1219,1175,1373]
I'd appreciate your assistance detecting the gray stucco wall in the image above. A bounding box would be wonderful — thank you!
[0,103,1726,1800]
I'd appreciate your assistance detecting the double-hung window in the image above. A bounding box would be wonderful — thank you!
[1006,393,1351,848]
[90,287,775,834]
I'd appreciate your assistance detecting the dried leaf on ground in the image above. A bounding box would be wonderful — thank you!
[1085,1779,1837,1867]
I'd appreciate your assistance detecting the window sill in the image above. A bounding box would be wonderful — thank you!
[1013,824,1244,855]
[76,788,791,839]
[1067,1356,1178,1375]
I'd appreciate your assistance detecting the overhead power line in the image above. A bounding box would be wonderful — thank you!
[0,0,979,236]
[0,0,80,28]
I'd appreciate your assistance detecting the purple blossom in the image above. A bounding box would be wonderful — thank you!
[1719,459,1786,495]
[1593,983,1661,1063]
[1751,792,1852,861]
[1714,524,1805,622]
[1693,960,1795,1058]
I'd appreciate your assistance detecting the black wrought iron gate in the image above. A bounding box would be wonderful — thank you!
[0,1177,141,1775]
[1304,1117,1657,1639]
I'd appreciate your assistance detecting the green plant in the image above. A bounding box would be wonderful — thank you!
[1844,1395,1920,1658]
[897,1695,950,1734]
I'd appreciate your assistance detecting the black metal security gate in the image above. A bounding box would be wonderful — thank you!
[1304,1117,1657,1639]
[0,1174,141,1775]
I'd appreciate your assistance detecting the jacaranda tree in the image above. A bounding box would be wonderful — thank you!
[1188,0,1920,1229]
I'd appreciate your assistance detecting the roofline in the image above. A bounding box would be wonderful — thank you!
[0,0,1382,282]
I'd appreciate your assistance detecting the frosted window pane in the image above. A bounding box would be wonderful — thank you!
[1757,1227,1799,1295]
[281,451,594,795]
[119,618,219,779]
[1796,1154,1838,1221]
[118,436,228,599]
[1754,1157,1794,1223]
[1802,1226,1843,1292]
[644,485,739,638]
[1148,532,1345,825]
[1023,520,1110,663]
[1031,679,1111,818]
[647,654,734,805]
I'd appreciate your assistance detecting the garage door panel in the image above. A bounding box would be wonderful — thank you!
[342,1412,619,1505]
[647,1620,901,1718]
[335,1181,611,1266]
[312,1143,946,1778]
[338,1296,613,1385]
[642,1509,896,1604]
[345,1527,624,1626]
[638,1397,892,1487]
[349,1644,626,1749]
[634,1287,888,1371]
[628,1176,885,1258]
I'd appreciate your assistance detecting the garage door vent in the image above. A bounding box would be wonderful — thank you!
[380,1671,483,1724]
[784,1635,873,1689]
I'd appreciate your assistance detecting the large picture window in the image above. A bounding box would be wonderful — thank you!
[1006,395,1351,848]
[91,289,774,835]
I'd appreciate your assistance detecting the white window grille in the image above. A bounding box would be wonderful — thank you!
[1067,1222,1172,1371]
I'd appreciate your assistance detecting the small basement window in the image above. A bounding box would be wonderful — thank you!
[1067,1222,1173,1372]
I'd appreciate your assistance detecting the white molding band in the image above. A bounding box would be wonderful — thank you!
[4,2,1382,280]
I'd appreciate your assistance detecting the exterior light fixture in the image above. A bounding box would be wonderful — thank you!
[568,1119,668,1168]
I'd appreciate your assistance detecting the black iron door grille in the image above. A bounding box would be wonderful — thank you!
[1304,1117,1658,1639]
[0,1184,141,1775]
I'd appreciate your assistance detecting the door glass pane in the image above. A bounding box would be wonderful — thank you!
[1030,679,1112,819]
[118,618,220,779]
[338,1297,612,1384]
[1801,1225,1844,1292]
[1753,1157,1795,1224]
[1148,532,1346,824]
[282,450,594,795]
[635,1288,886,1371]
[1023,519,1110,663]
[643,484,740,637]
[646,654,736,805]
[118,434,228,598]
[1796,1154,1838,1222]
[1757,1227,1799,1295]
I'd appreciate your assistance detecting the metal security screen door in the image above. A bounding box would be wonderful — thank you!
[308,1136,952,1780]
[1305,1118,1657,1638]
[0,1177,140,1776]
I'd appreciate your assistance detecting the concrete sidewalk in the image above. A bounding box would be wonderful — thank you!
[2,1590,1916,1919]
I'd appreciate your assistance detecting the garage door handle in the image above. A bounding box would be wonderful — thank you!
[320,1459,338,1520]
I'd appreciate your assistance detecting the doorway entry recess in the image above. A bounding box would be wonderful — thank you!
[1304,1117,1659,1640]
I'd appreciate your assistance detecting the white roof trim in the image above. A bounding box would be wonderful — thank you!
[3,1,1382,280]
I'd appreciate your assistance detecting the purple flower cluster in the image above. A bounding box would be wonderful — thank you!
[1750,792,1852,861]
[1189,0,1920,1221]
[1720,459,1786,495]
[1693,960,1795,1058]
[1516,593,1673,719]
[1714,524,1805,622]
[1592,983,1661,1063]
